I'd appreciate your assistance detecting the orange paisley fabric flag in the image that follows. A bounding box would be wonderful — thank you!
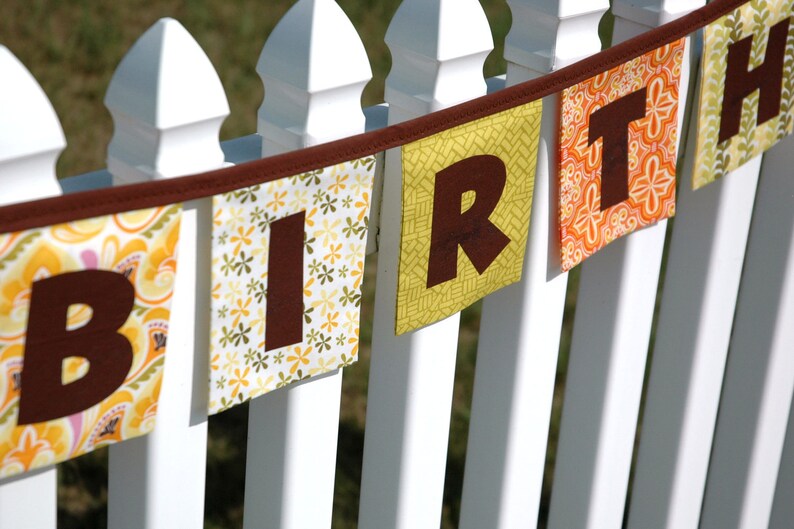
[559,39,686,271]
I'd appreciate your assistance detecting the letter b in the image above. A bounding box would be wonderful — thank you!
[18,270,135,425]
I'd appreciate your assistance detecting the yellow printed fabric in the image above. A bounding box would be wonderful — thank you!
[0,206,181,477]
[396,100,542,334]
[693,0,794,188]
[210,158,375,414]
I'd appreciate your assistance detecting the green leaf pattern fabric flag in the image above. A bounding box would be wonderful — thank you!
[693,0,794,188]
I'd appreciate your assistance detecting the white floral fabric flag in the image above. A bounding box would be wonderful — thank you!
[209,157,375,414]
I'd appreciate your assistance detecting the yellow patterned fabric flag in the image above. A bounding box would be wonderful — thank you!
[209,157,375,414]
[396,100,542,335]
[693,0,794,189]
[0,206,181,477]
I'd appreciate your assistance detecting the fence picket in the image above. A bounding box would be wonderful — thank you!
[104,18,229,529]
[699,135,794,529]
[2,3,794,528]
[625,17,761,529]
[546,4,696,529]
[357,1,492,528]
[458,2,607,529]
[0,45,65,529]
[769,402,794,529]
[242,1,371,528]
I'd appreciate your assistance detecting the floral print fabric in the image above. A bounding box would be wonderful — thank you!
[209,158,375,414]
[559,40,685,271]
[0,206,181,477]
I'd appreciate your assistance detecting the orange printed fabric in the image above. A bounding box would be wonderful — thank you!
[559,39,685,271]
[0,206,181,477]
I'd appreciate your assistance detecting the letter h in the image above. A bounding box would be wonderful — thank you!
[719,17,790,143]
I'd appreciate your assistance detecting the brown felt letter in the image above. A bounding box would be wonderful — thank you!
[588,87,648,211]
[719,17,790,143]
[427,154,511,288]
[265,211,305,351]
[18,270,135,425]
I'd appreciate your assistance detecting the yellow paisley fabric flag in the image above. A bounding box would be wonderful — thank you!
[396,100,542,335]
[0,206,181,477]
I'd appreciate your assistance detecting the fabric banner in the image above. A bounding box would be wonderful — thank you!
[209,157,375,414]
[559,39,686,271]
[395,100,542,335]
[0,206,181,477]
[693,0,794,189]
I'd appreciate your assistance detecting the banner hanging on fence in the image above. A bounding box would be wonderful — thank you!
[0,0,752,241]
[559,39,685,271]
[209,157,375,414]
[693,0,794,189]
[395,100,542,334]
[0,206,181,477]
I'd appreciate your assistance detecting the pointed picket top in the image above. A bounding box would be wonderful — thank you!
[384,0,493,119]
[0,46,64,205]
[612,0,698,27]
[505,0,609,74]
[257,0,371,155]
[0,45,61,529]
[106,18,229,183]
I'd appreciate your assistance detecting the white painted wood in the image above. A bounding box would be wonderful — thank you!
[546,6,694,529]
[0,45,64,529]
[105,18,229,529]
[699,136,794,529]
[611,0,695,26]
[626,31,761,529]
[458,2,606,529]
[243,2,371,528]
[357,1,492,528]
[504,1,607,74]
[0,47,64,203]
[257,0,370,157]
[769,401,794,529]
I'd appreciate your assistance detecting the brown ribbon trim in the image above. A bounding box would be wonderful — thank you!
[0,0,746,234]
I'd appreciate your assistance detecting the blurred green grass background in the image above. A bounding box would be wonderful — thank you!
[0,1,613,527]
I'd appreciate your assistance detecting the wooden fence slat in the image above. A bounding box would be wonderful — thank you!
[457,2,607,528]
[546,4,696,529]
[105,18,229,529]
[769,401,794,529]
[357,1,492,528]
[625,44,761,529]
[699,135,794,529]
[0,45,64,529]
[242,1,371,528]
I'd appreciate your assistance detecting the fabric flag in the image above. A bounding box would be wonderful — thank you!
[693,0,794,189]
[396,100,542,335]
[559,39,686,271]
[209,157,375,414]
[0,206,181,477]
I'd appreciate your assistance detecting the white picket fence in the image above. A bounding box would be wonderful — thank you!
[0,0,793,528]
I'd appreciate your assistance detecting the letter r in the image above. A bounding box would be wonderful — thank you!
[427,154,511,288]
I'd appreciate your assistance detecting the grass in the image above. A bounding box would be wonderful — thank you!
[0,1,612,528]
[0,0,510,177]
